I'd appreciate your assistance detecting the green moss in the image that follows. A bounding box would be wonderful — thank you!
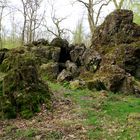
[0,80,2,96]
[20,109,33,119]
[0,97,17,119]
[0,52,52,119]
[46,131,63,139]
[87,79,106,91]
[15,129,37,138]
[40,62,59,81]
[0,48,36,73]
[79,70,95,81]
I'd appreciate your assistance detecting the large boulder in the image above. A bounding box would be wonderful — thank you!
[96,42,140,80]
[32,38,49,46]
[30,46,61,64]
[65,60,79,77]
[82,64,135,94]
[50,37,69,48]
[0,47,26,72]
[0,51,51,119]
[40,62,59,80]
[82,49,101,72]
[50,38,70,62]
[92,10,140,46]
[70,44,86,66]
[98,65,134,93]
[57,69,73,82]
[0,48,8,64]
[84,9,140,94]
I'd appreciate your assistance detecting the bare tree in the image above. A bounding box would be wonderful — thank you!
[20,0,27,44]
[75,0,112,34]
[42,0,72,39]
[0,0,8,48]
[20,0,44,44]
[45,14,68,38]
[113,0,125,9]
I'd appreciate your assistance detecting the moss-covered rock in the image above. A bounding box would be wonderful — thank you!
[57,69,73,82]
[0,52,51,119]
[0,48,9,64]
[80,64,136,94]
[32,38,49,46]
[87,79,106,91]
[92,10,140,46]
[65,60,79,77]
[50,38,69,48]
[30,46,61,64]
[82,49,101,72]
[0,47,29,72]
[70,44,86,66]
[86,9,140,94]
[40,62,59,81]
[70,79,85,90]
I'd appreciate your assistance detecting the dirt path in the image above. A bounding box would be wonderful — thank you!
[0,86,88,140]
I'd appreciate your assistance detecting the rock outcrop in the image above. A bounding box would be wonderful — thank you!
[0,49,51,119]
[0,48,8,64]
[92,10,140,46]
[86,9,140,94]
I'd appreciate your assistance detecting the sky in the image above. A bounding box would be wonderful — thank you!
[2,0,116,39]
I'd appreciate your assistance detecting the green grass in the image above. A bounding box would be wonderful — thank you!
[48,81,140,140]
[15,129,37,138]
[1,78,140,139]
[2,40,21,49]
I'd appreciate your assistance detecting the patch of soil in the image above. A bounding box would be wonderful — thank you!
[0,89,88,140]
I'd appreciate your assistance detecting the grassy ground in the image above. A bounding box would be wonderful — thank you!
[1,80,140,140]
[2,40,21,49]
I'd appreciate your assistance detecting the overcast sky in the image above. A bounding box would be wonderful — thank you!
[3,0,115,38]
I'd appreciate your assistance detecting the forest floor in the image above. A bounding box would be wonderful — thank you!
[1,80,140,140]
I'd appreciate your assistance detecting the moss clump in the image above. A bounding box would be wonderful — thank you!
[0,97,17,119]
[40,62,59,81]
[0,52,51,119]
[87,79,106,91]
[0,47,36,72]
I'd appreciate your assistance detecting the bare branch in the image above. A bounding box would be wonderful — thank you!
[76,0,89,8]
[95,0,112,25]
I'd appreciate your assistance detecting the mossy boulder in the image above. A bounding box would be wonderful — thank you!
[70,79,85,90]
[32,38,49,46]
[82,49,101,72]
[57,69,73,82]
[94,42,140,80]
[65,60,79,77]
[40,62,59,80]
[0,47,28,72]
[80,64,136,94]
[70,44,86,66]
[92,9,140,46]
[0,48,9,64]
[0,53,51,119]
[87,79,106,91]
[50,37,69,48]
[85,10,140,94]
[30,46,61,65]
